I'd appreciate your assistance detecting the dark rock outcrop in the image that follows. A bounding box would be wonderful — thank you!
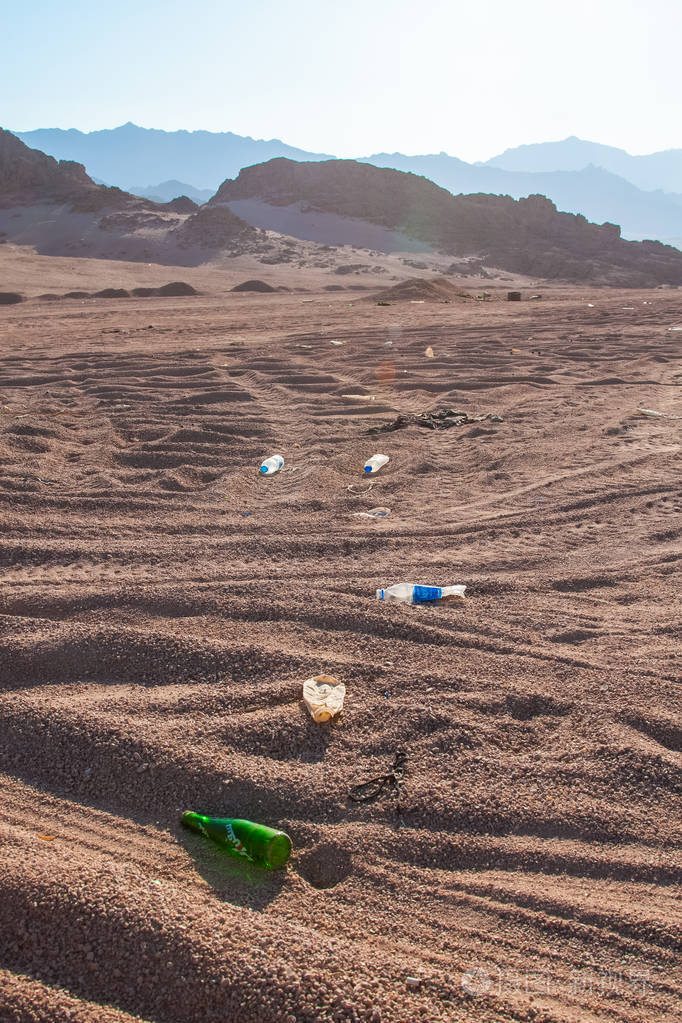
[172,205,260,251]
[212,158,682,285]
[158,281,197,296]
[0,127,94,201]
[165,196,198,214]
[231,279,276,292]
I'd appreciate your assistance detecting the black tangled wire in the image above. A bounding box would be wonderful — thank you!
[348,750,408,814]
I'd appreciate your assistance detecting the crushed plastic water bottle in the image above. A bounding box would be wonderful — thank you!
[302,674,346,722]
[259,454,284,475]
[364,454,389,474]
[376,583,466,604]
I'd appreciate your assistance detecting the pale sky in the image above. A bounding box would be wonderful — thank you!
[3,0,681,160]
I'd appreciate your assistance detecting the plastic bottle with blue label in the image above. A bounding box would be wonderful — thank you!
[376,583,466,604]
[259,454,284,475]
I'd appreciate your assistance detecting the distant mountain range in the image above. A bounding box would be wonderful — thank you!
[128,180,214,205]
[11,125,682,249]
[3,129,682,286]
[13,123,333,191]
[484,136,682,192]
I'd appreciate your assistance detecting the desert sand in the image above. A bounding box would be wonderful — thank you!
[0,250,680,1022]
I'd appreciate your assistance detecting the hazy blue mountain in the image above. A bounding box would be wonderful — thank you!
[129,180,214,204]
[13,123,333,191]
[362,152,682,246]
[485,136,682,193]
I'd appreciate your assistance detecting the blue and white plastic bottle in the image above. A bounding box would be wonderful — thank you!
[376,583,466,604]
[364,454,389,474]
[259,454,284,475]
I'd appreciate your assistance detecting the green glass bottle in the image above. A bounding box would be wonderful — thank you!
[181,811,292,869]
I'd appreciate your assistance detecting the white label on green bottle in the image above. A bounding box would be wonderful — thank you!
[225,821,252,860]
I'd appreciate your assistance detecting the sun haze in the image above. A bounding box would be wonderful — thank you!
[4,0,681,159]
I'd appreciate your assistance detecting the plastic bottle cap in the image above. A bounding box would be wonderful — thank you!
[364,466,372,473]
[259,465,267,473]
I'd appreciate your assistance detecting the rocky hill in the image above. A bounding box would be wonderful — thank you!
[213,159,682,285]
[0,131,265,265]
[362,153,682,248]
[0,127,96,201]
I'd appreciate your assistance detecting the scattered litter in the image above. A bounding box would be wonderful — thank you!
[301,299,314,303]
[377,583,466,605]
[507,291,521,302]
[667,326,682,331]
[354,506,390,519]
[342,393,376,401]
[38,835,55,841]
[622,306,635,310]
[113,404,130,411]
[297,344,314,348]
[347,481,375,496]
[368,409,502,433]
[259,454,284,475]
[587,303,595,307]
[348,750,407,805]
[22,474,57,485]
[151,879,163,887]
[476,292,491,301]
[511,347,522,353]
[302,674,346,722]
[530,295,542,300]
[181,812,292,869]
[384,340,393,346]
[330,340,344,346]
[636,407,681,420]
[410,300,425,304]
[406,978,422,990]
[364,453,389,474]
[425,346,434,358]
[377,301,391,306]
